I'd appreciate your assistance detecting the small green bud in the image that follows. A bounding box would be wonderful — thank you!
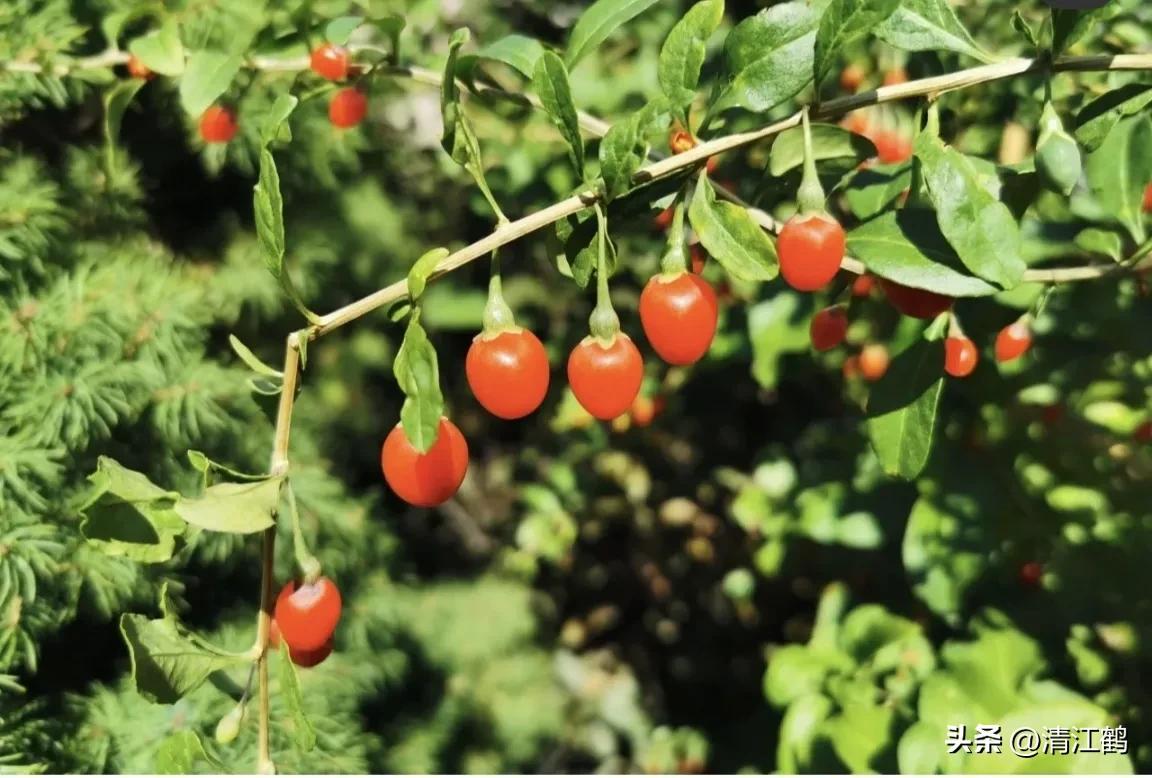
[1035,101,1082,196]
[214,701,246,744]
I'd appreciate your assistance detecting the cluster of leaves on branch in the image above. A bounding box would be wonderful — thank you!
[1,0,1151,773]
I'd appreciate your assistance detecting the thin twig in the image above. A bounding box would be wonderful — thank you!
[254,332,302,775]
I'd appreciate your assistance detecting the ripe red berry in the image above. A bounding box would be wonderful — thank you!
[654,205,675,231]
[851,273,875,297]
[126,55,153,80]
[329,87,368,128]
[1019,561,1043,588]
[310,44,350,81]
[879,279,953,319]
[466,328,550,419]
[875,131,913,164]
[199,105,238,144]
[274,577,342,652]
[381,418,469,507]
[630,394,664,428]
[690,244,707,274]
[567,334,644,420]
[995,318,1032,363]
[944,336,978,377]
[669,128,696,155]
[778,213,846,292]
[840,63,866,93]
[859,344,890,382]
[810,306,848,352]
[289,639,334,668]
[883,67,908,86]
[639,272,719,365]
[1143,183,1152,213]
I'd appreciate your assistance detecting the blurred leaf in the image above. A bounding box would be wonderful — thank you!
[459,35,544,80]
[902,498,988,623]
[260,94,298,146]
[843,164,912,220]
[715,2,817,113]
[777,694,835,773]
[179,51,243,117]
[532,52,585,174]
[103,78,146,167]
[965,701,1133,773]
[565,0,661,67]
[688,175,778,281]
[278,642,317,751]
[155,731,221,774]
[939,625,1044,717]
[813,0,900,88]
[770,123,876,176]
[867,321,946,479]
[229,334,282,377]
[128,21,184,76]
[821,702,895,772]
[876,0,993,62]
[1051,5,1112,56]
[748,293,808,388]
[407,247,450,301]
[847,211,999,297]
[896,721,941,775]
[765,645,849,707]
[1085,114,1152,244]
[658,0,724,119]
[324,16,362,46]
[914,135,1025,289]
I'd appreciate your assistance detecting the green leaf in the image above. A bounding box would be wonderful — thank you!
[658,0,724,119]
[441,29,486,176]
[77,457,186,563]
[866,323,946,479]
[1010,11,1039,51]
[128,21,185,77]
[532,51,585,175]
[599,99,668,200]
[156,731,221,774]
[458,35,544,81]
[324,16,363,46]
[173,477,283,534]
[875,0,993,62]
[770,122,876,176]
[714,2,817,114]
[103,78,146,167]
[688,175,778,281]
[407,247,451,302]
[120,613,248,704]
[394,318,444,453]
[748,293,810,389]
[820,702,895,773]
[777,694,835,773]
[813,0,900,88]
[843,164,912,220]
[186,451,270,482]
[1074,227,1123,261]
[103,6,157,49]
[178,50,243,118]
[565,0,661,68]
[846,211,999,297]
[896,722,941,775]
[1085,115,1151,244]
[278,642,318,751]
[913,135,1026,289]
[1074,83,1152,153]
[764,645,849,707]
[228,334,283,377]
[1051,5,1112,56]
[254,149,317,321]
[902,498,988,623]
[260,93,298,147]
[939,625,1045,717]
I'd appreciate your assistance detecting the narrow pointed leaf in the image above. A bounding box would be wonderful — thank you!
[533,51,585,174]
[565,0,661,67]
[658,0,725,118]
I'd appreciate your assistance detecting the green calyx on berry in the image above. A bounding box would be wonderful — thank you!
[588,204,621,345]
[796,107,827,216]
[481,249,516,334]
[658,198,689,276]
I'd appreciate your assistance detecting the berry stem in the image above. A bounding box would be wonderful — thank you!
[588,203,620,344]
[286,480,321,584]
[481,248,516,333]
[659,194,689,276]
[796,107,826,215]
